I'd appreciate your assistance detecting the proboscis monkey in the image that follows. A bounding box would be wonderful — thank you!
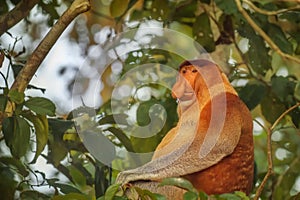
[116,59,254,199]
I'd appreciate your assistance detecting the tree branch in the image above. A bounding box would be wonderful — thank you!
[10,0,91,93]
[253,102,300,199]
[235,0,300,65]
[243,0,300,16]
[253,127,273,200]
[0,0,40,36]
[271,102,300,131]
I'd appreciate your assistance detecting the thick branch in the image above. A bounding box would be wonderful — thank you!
[235,0,300,64]
[10,0,91,93]
[0,0,40,36]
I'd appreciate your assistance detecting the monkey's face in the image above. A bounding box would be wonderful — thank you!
[172,65,199,101]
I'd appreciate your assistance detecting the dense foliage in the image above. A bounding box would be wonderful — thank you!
[0,0,300,199]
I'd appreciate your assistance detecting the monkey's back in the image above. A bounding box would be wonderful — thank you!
[184,93,254,195]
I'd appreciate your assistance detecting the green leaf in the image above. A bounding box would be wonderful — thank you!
[110,0,129,18]
[0,1,8,15]
[47,119,72,166]
[200,0,211,4]
[24,97,56,116]
[104,184,121,200]
[39,1,60,26]
[24,114,49,164]
[234,191,249,199]
[52,193,89,200]
[169,22,193,37]
[8,89,24,104]
[279,11,300,24]
[2,116,31,158]
[193,12,215,52]
[51,182,82,194]
[266,24,293,54]
[151,0,171,21]
[0,156,29,177]
[183,191,198,200]
[20,190,50,200]
[98,114,129,126]
[0,167,18,200]
[95,164,110,198]
[247,35,271,75]
[0,94,8,111]
[261,94,286,124]
[271,76,295,102]
[2,117,14,147]
[173,0,197,19]
[238,80,267,110]
[152,193,166,200]
[130,133,159,154]
[137,100,157,126]
[215,0,237,15]
[237,19,271,75]
[107,127,134,152]
[80,130,116,164]
[11,64,23,78]
[217,193,242,200]
[133,187,161,199]
[143,189,160,199]
[48,118,74,135]
[295,81,300,100]
[47,139,68,166]
[159,177,197,193]
[199,191,208,200]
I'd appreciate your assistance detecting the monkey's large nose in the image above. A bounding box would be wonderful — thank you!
[172,79,195,100]
[171,89,182,99]
[171,79,185,99]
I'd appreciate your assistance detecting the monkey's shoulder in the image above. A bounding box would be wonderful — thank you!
[203,92,249,112]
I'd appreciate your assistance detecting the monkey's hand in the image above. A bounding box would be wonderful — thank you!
[115,169,146,184]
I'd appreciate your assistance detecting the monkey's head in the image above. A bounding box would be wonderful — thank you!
[171,59,220,103]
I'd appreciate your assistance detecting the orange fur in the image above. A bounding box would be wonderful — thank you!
[116,59,254,199]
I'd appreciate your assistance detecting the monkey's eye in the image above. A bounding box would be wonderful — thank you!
[192,69,198,73]
[182,70,187,74]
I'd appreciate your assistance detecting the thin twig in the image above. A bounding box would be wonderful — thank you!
[253,127,273,200]
[253,118,268,133]
[253,102,300,199]
[243,0,300,16]
[235,0,300,65]
[271,102,300,131]
[278,0,300,2]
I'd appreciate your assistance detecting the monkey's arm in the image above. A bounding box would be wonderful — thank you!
[116,104,243,184]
